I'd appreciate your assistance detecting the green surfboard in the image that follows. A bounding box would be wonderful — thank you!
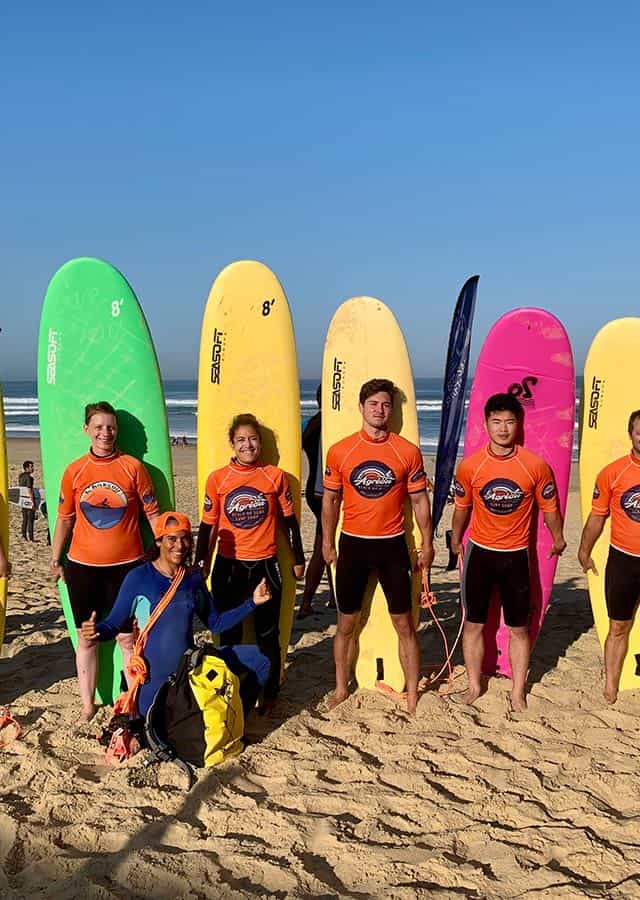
[37,258,174,705]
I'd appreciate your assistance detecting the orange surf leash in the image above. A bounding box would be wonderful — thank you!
[114,566,186,716]
[420,567,466,688]
[376,567,466,699]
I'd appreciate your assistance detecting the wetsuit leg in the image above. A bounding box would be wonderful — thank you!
[216,644,271,715]
[249,557,282,700]
[211,555,248,646]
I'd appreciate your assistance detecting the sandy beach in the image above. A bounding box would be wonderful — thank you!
[1,439,640,899]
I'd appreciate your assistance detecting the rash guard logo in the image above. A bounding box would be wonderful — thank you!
[350,461,396,499]
[225,486,269,529]
[593,485,600,500]
[542,481,556,500]
[621,485,640,523]
[480,479,525,516]
[454,479,465,498]
[79,481,128,529]
[203,494,213,513]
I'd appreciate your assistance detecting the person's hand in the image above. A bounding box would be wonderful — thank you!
[579,551,597,575]
[417,544,435,571]
[253,578,271,606]
[322,542,337,565]
[450,535,463,557]
[0,558,11,579]
[81,611,99,641]
[50,559,65,582]
[549,537,567,559]
[293,563,305,579]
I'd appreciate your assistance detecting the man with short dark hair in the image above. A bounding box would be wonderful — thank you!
[18,460,36,542]
[322,378,434,715]
[451,393,566,711]
[578,408,640,704]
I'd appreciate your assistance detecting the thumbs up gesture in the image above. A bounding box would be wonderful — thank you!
[252,578,271,606]
[81,611,99,641]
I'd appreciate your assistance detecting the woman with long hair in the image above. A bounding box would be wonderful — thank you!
[195,413,305,709]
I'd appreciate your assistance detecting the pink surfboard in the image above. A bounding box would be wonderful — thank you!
[462,309,575,677]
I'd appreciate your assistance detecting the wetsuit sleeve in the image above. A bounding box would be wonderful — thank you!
[534,461,559,513]
[137,461,159,518]
[283,514,305,565]
[201,472,220,526]
[194,521,213,567]
[592,466,611,516]
[58,464,76,519]
[323,443,342,492]
[276,471,295,517]
[453,459,473,509]
[94,570,140,640]
[194,572,256,635]
[406,445,427,493]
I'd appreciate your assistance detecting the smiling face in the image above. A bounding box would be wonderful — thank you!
[157,529,192,567]
[231,425,262,466]
[485,409,519,450]
[360,391,393,432]
[84,413,118,456]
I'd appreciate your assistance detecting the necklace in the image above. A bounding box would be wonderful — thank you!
[153,562,177,579]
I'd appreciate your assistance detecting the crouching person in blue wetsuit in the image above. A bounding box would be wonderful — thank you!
[80,511,271,719]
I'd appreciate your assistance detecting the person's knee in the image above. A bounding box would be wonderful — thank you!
[463,621,484,637]
[116,632,134,650]
[608,619,632,638]
[390,613,416,639]
[336,613,358,637]
[507,625,529,639]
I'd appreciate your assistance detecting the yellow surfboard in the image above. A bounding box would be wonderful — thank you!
[0,386,7,648]
[197,260,301,675]
[322,297,421,692]
[580,317,640,691]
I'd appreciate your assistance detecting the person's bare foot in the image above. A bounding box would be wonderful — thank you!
[461,684,483,706]
[603,684,618,705]
[79,704,96,723]
[328,689,349,710]
[510,693,527,713]
[406,693,417,716]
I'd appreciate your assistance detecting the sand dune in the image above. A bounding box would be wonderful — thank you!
[1,444,640,899]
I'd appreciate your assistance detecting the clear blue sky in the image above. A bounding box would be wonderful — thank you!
[2,2,639,380]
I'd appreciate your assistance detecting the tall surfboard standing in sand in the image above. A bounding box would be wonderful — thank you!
[462,308,574,677]
[197,260,301,674]
[38,258,174,704]
[432,275,479,533]
[580,318,640,692]
[322,297,421,692]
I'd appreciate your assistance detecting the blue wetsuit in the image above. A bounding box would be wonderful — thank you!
[95,562,270,716]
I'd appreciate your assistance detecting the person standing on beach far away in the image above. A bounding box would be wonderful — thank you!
[194,413,305,711]
[322,378,434,715]
[578,409,640,704]
[298,384,336,619]
[451,393,566,712]
[18,460,36,541]
[50,402,159,721]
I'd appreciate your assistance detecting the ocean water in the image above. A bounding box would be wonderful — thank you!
[2,378,581,460]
